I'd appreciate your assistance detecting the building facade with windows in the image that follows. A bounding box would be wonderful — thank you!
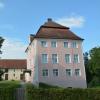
[26,18,87,88]
[0,59,27,81]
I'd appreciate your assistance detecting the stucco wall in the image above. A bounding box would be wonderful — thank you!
[2,69,25,80]
[26,39,39,84]
[27,38,87,88]
[37,39,87,88]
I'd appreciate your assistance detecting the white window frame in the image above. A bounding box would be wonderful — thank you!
[66,69,72,76]
[75,69,81,76]
[42,69,49,77]
[53,69,58,77]
[65,54,71,63]
[42,54,48,64]
[51,41,57,48]
[72,41,78,48]
[52,54,58,64]
[64,41,69,48]
[73,54,79,63]
[41,41,47,47]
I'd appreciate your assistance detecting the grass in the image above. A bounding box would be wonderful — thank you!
[0,80,21,88]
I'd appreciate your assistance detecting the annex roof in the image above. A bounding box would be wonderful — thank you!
[0,59,27,69]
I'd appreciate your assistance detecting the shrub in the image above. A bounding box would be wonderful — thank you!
[0,81,20,100]
[26,84,100,100]
[39,82,60,89]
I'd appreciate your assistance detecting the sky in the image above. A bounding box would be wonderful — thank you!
[0,0,100,59]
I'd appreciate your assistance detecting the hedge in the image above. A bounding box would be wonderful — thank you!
[26,84,100,100]
[0,87,15,100]
[0,81,20,100]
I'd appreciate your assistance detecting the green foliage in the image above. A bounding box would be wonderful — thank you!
[0,36,4,54]
[84,47,100,87]
[89,47,100,75]
[39,82,60,89]
[0,87,15,100]
[84,52,92,84]
[0,81,20,100]
[0,36,5,80]
[0,80,21,88]
[26,84,100,100]
[0,69,6,81]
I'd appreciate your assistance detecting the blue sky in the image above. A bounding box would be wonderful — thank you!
[0,0,100,58]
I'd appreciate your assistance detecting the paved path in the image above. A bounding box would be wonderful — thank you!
[15,81,26,100]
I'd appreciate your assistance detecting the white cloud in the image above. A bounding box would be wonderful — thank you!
[56,16,85,28]
[0,2,4,9]
[1,37,27,59]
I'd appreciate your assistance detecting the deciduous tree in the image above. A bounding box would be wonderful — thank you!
[0,36,4,80]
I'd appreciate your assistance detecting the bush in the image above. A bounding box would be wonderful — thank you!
[88,77,100,87]
[26,84,100,100]
[39,82,60,89]
[0,81,20,100]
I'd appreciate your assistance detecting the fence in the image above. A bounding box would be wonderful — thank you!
[15,88,25,100]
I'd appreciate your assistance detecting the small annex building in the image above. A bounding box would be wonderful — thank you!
[0,59,27,81]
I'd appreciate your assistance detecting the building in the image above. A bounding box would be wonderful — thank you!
[0,59,27,81]
[26,18,87,88]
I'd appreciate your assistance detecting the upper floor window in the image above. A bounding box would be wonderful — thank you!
[51,41,57,48]
[42,69,48,76]
[41,41,47,47]
[42,54,48,63]
[64,42,69,48]
[74,54,79,63]
[65,54,71,63]
[75,69,81,76]
[53,69,58,76]
[52,54,58,64]
[72,42,77,48]
[66,69,72,76]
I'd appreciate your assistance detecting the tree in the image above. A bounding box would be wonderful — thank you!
[0,70,5,81]
[89,47,100,75]
[84,52,92,84]
[0,36,4,54]
[0,36,4,80]
[88,47,100,87]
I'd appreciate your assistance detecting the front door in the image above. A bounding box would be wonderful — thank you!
[20,74,25,81]
[5,74,8,80]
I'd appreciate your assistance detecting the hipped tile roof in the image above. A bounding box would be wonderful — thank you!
[32,18,84,40]
[0,59,27,69]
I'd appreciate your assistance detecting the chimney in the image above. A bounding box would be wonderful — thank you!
[48,18,52,22]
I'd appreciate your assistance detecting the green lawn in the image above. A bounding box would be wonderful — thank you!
[0,80,21,88]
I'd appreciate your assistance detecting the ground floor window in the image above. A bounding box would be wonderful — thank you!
[53,69,58,76]
[66,69,72,76]
[75,69,81,76]
[42,69,48,76]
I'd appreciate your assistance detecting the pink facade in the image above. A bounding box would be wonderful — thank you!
[26,19,87,88]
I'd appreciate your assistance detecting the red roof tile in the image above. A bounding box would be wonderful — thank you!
[33,18,84,40]
[0,59,27,69]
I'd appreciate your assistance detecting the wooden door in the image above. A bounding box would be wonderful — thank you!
[5,74,8,80]
[20,74,25,81]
